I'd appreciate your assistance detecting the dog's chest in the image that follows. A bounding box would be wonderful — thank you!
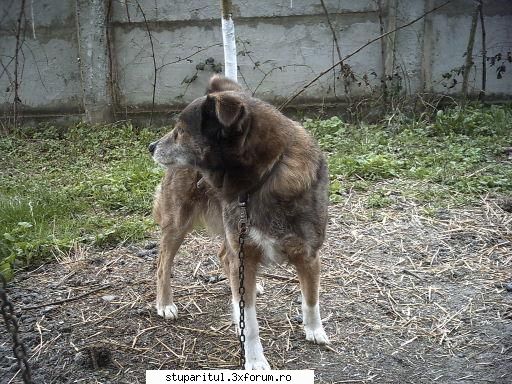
[249,227,285,265]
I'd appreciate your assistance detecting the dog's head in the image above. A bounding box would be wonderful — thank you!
[150,75,324,198]
[149,76,252,184]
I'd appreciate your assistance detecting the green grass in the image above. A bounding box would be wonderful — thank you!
[304,104,512,204]
[0,123,165,278]
[1,104,511,278]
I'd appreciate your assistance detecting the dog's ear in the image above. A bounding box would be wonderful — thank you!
[203,92,247,134]
[207,75,243,94]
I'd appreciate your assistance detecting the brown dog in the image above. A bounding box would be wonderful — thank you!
[149,75,329,369]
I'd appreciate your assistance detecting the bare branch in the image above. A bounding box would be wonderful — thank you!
[376,0,388,104]
[156,44,222,71]
[279,0,452,110]
[0,55,16,81]
[21,41,49,94]
[319,0,342,61]
[106,0,118,119]
[461,1,480,99]
[0,58,13,84]
[13,0,26,126]
[478,0,486,100]
[124,0,131,23]
[252,64,314,96]
[320,0,342,98]
[134,0,157,126]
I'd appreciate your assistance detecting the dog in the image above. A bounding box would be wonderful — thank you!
[149,75,329,370]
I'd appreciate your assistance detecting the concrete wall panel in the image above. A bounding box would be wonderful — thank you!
[114,13,382,108]
[0,0,81,113]
[0,0,75,30]
[113,24,223,107]
[111,0,378,23]
[0,0,510,121]
[394,0,428,94]
[430,12,512,96]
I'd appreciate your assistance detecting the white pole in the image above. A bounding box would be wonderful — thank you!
[220,0,238,82]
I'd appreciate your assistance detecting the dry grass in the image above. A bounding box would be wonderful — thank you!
[1,192,511,383]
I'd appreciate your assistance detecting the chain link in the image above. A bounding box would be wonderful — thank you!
[0,274,32,383]
[237,196,249,370]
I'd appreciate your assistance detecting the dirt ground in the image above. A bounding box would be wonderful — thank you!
[1,190,511,384]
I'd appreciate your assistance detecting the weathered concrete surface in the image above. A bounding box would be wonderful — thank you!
[0,0,82,116]
[76,0,114,122]
[430,12,512,96]
[0,0,511,123]
[111,0,378,23]
[114,12,382,107]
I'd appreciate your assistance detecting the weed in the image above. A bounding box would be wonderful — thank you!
[366,191,393,209]
[1,104,511,276]
[305,104,512,207]
[433,104,510,136]
[0,122,165,277]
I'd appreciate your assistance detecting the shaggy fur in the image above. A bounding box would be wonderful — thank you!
[150,75,329,369]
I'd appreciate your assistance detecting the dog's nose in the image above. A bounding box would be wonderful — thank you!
[148,140,158,155]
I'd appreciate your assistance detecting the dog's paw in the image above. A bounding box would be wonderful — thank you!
[157,303,178,320]
[304,326,330,345]
[256,282,264,296]
[245,356,271,370]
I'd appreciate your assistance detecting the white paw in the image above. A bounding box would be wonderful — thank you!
[157,303,178,320]
[245,356,271,370]
[256,282,264,296]
[304,326,330,345]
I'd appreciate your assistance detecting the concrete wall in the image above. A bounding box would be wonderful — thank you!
[427,0,512,95]
[0,0,511,124]
[0,0,82,115]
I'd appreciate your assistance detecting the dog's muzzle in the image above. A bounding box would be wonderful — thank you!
[148,140,159,155]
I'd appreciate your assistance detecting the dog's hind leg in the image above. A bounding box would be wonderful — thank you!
[293,253,330,345]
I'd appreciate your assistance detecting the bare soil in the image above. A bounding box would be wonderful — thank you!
[1,193,511,384]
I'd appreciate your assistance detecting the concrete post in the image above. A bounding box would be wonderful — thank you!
[75,0,113,123]
[383,0,397,84]
[379,0,398,103]
[421,0,434,93]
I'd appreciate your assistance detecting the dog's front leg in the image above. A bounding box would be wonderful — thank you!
[226,245,270,370]
[156,229,187,320]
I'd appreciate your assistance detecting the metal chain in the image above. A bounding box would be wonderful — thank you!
[0,274,32,384]
[237,196,249,370]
